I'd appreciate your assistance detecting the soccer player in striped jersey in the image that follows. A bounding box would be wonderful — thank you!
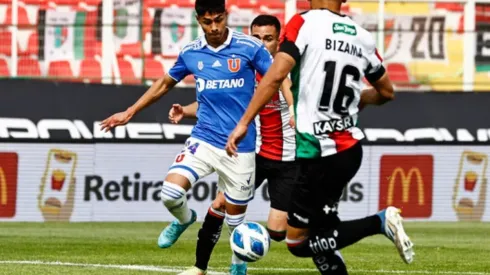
[226,0,415,274]
[168,15,298,275]
[100,1,273,275]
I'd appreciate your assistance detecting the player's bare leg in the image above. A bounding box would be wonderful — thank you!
[266,209,287,242]
[158,173,197,249]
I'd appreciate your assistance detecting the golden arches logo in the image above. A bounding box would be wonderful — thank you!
[387,167,425,206]
[0,167,7,206]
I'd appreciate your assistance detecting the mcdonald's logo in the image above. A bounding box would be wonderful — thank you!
[379,155,433,218]
[0,153,18,218]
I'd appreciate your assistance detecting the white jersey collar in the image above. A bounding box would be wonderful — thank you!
[200,27,233,52]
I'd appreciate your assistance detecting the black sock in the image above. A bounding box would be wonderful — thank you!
[288,215,381,257]
[194,208,225,271]
[333,215,382,249]
[313,251,348,275]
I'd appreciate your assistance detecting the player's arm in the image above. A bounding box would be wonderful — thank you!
[280,77,295,128]
[360,73,395,110]
[100,75,178,131]
[129,53,190,116]
[241,53,295,126]
[182,101,199,118]
[100,53,189,131]
[227,54,296,155]
[127,75,178,116]
[238,14,305,127]
[226,14,306,155]
[359,42,395,110]
[280,77,293,108]
[169,101,198,124]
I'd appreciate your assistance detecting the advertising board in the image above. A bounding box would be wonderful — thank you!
[1,143,489,222]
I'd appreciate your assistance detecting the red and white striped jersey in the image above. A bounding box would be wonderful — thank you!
[279,9,386,159]
[255,74,296,162]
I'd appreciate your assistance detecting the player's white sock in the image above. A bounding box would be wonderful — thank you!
[226,213,246,265]
[231,254,244,265]
[161,181,192,224]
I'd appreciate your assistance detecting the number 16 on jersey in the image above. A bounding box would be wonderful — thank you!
[319,61,361,115]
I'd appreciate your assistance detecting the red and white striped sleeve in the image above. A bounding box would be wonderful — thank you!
[279,13,308,62]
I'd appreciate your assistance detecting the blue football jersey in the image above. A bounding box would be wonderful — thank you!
[168,28,273,152]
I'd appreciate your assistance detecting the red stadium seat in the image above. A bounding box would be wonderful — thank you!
[259,0,284,9]
[0,58,9,76]
[117,57,140,84]
[20,31,38,56]
[145,0,164,7]
[80,0,101,6]
[0,31,12,56]
[177,0,196,7]
[22,0,47,4]
[48,0,79,6]
[387,63,410,83]
[4,5,32,27]
[143,58,165,80]
[227,0,258,9]
[48,60,74,80]
[386,63,420,89]
[146,0,179,8]
[17,58,41,77]
[297,0,311,10]
[118,43,144,58]
[435,3,463,12]
[79,58,101,83]
[116,10,150,57]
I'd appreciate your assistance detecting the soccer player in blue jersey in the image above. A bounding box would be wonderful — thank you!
[99,0,272,274]
[168,15,297,275]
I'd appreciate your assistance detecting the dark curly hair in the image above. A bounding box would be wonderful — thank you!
[195,0,226,17]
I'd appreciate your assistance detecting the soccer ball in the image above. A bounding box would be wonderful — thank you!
[230,222,271,262]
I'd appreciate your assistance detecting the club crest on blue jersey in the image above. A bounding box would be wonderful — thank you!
[228,58,241,73]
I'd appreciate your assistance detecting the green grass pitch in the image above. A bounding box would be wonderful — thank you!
[0,222,489,274]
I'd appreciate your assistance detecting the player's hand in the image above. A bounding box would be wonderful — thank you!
[169,104,184,124]
[226,124,248,157]
[100,109,133,132]
[289,116,296,129]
